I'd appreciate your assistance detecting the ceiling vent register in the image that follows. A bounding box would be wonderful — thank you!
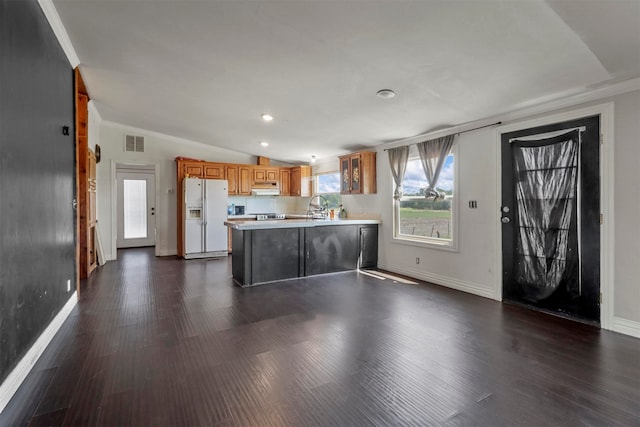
[124,134,145,152]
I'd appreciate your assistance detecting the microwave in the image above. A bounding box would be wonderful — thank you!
[234,205,245,215]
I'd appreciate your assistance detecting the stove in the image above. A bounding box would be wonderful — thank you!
[253,213,286,221]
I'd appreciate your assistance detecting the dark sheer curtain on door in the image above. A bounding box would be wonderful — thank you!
[512,130,581,302]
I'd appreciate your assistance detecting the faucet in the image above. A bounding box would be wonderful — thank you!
[307,195,329,220]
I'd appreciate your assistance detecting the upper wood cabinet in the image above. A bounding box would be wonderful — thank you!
[253,167,279,184]
[280,168,291,196]
[226,165,251,196]
[290,166,312,197]
[339,151,376,194]
[183,162,204,178]
[238,167,251,195]
[226,165,238,194]
[204,163,225,179]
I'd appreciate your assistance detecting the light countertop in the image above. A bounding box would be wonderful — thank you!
[225,218,381,230]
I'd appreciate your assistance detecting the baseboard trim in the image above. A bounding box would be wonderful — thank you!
[612,317,640,339]
[377,263,495,300]
[0,292,77,414]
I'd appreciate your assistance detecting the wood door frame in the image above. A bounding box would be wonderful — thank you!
[110,160,161,260]
[74,68,88,293]
[495,102,614,331]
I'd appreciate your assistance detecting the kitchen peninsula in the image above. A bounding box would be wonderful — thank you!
[225,218,380,286]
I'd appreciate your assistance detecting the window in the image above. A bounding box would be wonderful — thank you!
[393,145,457,249]
[123,179,148,239]
[315,171,342,209]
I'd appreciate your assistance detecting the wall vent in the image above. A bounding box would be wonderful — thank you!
[124,134,145,152]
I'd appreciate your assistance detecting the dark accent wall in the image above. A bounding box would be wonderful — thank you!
[0,0,75,383]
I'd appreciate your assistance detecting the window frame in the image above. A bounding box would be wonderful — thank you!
[392,144,459,252]
[314,171,341,194]
[313,171,342,208]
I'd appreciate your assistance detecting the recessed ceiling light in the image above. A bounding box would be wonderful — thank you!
[311,155,317,163]
[376,89,395,99]
[260,141,269,147]
[261,113,274,122]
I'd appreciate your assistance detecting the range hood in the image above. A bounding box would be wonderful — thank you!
[251,179,279,196]
[251,188,280,196]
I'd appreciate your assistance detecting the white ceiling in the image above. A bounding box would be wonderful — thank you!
[52,0,640,164]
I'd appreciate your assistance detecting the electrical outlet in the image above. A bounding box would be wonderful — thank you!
[66,279,71,292]
[416,257,420,264]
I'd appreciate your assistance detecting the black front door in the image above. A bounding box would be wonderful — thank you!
[501,116,600,323]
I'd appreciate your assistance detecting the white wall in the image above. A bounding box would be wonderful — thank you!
[610,91,640,324]
[373,89,640,331]
[376,128,498,298]
[87,100,100,151]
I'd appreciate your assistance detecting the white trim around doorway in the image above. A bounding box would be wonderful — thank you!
[494,102,615,332]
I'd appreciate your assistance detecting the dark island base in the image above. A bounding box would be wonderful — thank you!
[231,224,377,287]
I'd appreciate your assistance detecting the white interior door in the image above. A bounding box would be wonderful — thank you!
[117,170,156,248]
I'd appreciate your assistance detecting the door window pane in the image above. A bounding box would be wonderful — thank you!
[123,179,147,239]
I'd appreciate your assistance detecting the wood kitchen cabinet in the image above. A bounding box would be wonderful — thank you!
[225,165,251,196]
[339,151,376,194]
[226,165,238,194]
[253,167,279,184]
[290,166,312,197]
[204,163,225,179]
[280,168,291,196]
[238,166,251,195]
[183,162,204,178]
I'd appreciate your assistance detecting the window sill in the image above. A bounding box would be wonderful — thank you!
[392,235,459,253]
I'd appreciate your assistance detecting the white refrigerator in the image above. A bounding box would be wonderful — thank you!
[184,178,228,259]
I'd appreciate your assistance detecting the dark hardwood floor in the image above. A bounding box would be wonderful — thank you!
[1,248,639,426]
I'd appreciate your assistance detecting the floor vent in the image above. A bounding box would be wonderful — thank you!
[124,134,145,152]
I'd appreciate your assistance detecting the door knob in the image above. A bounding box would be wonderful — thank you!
[501,217,511,224]
[501,206,510,213]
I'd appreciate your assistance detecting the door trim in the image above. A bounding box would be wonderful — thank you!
[110,160,161,260]
[495,102,614,331]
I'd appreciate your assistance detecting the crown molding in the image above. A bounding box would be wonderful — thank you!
[383,77,640,149]
[38,0,80,68]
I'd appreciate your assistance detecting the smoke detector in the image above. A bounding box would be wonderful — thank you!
[376,89,395,99]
